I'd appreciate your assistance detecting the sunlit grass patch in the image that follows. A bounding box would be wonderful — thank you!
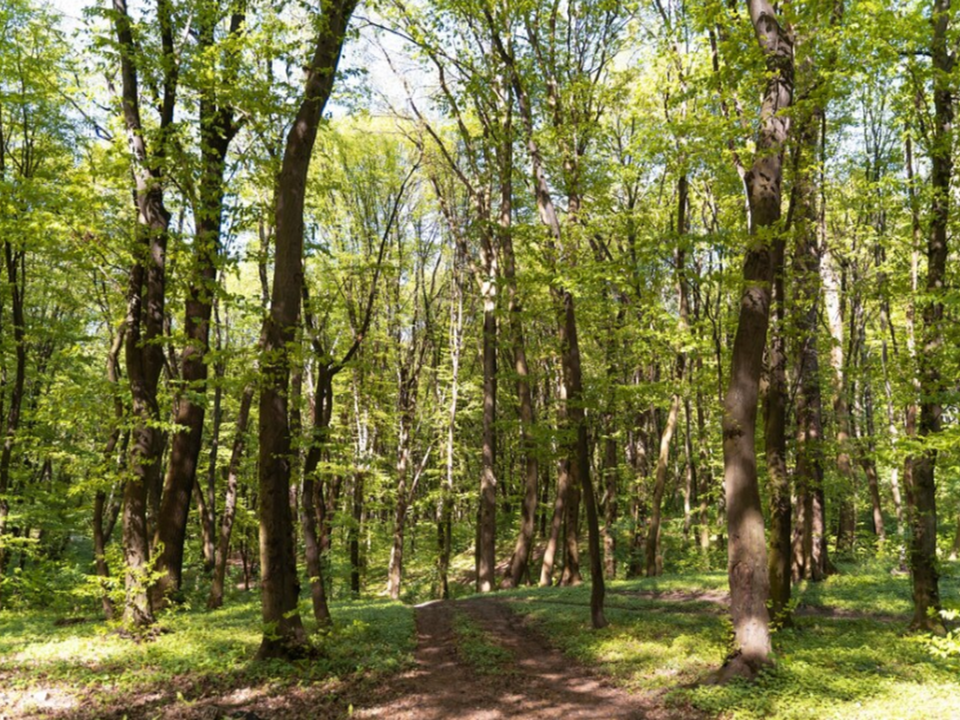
[452,609,514,674]
[504,562,960,720]
[0,593,416,715]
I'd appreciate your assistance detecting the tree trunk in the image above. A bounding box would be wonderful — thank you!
[153,38,238,603]
[0,244,25,588]
[790,101,828,583]
[387,406,412,600]
[256,0,355,659]
[539,458,569,587]
[501,149,540,591]
[208,384,253,610]
[908,0,950,634]
[112,0,178,629]
[440,268,463,598]
[765,231,790,621]
[477,240,498,593]
[716,0,793,681]
[645,394,680,577]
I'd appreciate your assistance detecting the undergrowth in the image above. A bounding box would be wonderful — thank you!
[502,560,960,720]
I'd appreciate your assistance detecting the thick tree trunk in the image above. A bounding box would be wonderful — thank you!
[256,0,355,659]
[908,0,950,634]
[208,384,253,609]
[112,0,178,629]
[153,63,237,604]
[560,456,583,586]
[716,0,792,681]
[765,234,790,621]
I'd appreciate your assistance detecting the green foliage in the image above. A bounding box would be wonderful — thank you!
[502,564,960,719]
[452,608,514,675]
[0,595,415,714]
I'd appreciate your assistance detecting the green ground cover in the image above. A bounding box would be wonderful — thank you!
[503,560,960,719]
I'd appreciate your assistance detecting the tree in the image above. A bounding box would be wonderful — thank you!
[716,0,794,681]
[256,0,357,659]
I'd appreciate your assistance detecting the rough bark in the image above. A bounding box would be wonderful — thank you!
[908,0,950,634]
[153,6,241,604]
[715,0,793,681]
[256,0,356,659]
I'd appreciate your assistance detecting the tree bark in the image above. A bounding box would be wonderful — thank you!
[112,0,177,627]
[765,231,790,621]
[208,384,253,609]
[477,229,498,593]
[715,0,793,681]
[256,0,356,658]
[908,0,950,634]
[153,5,240,603]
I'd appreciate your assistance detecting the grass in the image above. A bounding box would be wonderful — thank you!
[3,553,959,719]
[0,592,416,718]
[451,608,515,675]
[500,559,960,720]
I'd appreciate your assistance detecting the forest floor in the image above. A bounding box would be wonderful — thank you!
[2,561,959,719]
[351,597,701,720]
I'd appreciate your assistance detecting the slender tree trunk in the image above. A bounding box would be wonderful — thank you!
[0,245,25,586]
[822,243,858,556]
[208,384,253,609]
[765,231,790,621]
[301,367,332,625]
[791,103,828,583]
[477,233,498,593]
[501,139,540,590]
[716,0,793,680]
[908,0,950,634]
[387,408,412,600]
[256,0,355,658]
[539,458,569,587]
[645,394,680,576]
[350,471,364,596]
[602,417,619,579]
[440,268,463,598]
[153,52,237,603]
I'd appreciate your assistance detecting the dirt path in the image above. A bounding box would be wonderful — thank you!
[353,597,692,720]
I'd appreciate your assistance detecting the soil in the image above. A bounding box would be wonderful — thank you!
[31,597,698,720]
[352,597,696,720]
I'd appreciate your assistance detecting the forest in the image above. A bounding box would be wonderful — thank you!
[0,0,959,717]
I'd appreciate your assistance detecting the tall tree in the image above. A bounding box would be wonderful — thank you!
[716,0,794,680]
[908,0,951,634]
[111,0,179,627]
[153,0,244,607]
[256,0,356,658]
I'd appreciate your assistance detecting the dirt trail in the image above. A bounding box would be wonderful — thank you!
[353,597,692,720]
